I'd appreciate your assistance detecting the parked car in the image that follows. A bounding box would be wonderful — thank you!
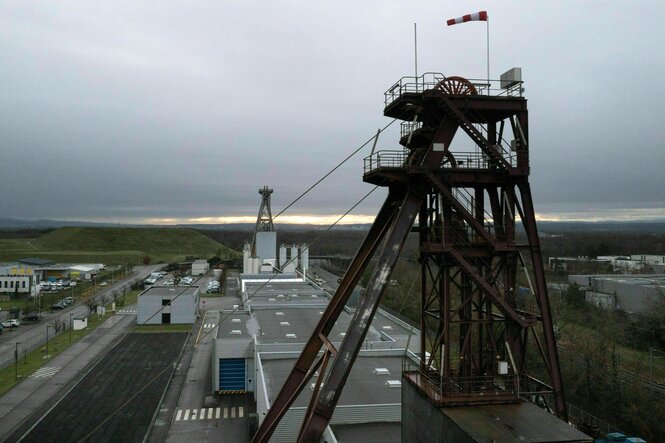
[2,319,21,328]
[23,312,41,322]
[70,281,77,287]
[100,281,108,287]
[51,302,65,310]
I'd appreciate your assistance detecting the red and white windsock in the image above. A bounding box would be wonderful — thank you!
[446,11,488,26]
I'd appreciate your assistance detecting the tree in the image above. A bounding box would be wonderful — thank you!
[84,296,96,314]
[51,318,66,334]
[143,255,151,265]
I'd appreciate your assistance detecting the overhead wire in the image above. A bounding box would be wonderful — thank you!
[86,122,395,429]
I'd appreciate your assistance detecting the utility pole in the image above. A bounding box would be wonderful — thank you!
[69,313,73,343]
[46,325,52,358]
[15,342,20,380]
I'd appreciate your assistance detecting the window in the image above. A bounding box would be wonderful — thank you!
[386,380,401,388]
[374,368,390,375]
[22,281,26,288]
[162,299,170,306]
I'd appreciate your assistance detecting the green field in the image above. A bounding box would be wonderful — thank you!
[0,227,239,265]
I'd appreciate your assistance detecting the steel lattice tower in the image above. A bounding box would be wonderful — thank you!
[253,73,566,443]
[251,186,274,256]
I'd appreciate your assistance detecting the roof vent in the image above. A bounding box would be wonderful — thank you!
[340,332,346,337]
[386,380,401,388]
[374,368,390,375]
[286,333,297,339]
[276,312,284,316]
[280,321,290,326]
[231,318,241,323]
[311,294,318,298]
[268,298,276,301]
[230,330,242,335]
[382,326,393,331]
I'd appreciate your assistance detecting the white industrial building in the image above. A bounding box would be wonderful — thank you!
[137,286,200,325]
[211,270,419,442]
[568,274,665,313]
[191,259,210,276]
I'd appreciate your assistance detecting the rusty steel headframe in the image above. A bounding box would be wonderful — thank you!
[252,74,566,442]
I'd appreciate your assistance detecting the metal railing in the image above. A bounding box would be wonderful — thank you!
[363,150,407,174]
[384,72,524,108]
[400,121,422,140]
[402,357,520,404]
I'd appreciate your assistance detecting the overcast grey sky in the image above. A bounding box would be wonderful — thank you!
[1,1,664,224]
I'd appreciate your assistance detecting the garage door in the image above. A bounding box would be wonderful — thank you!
[219,358,246,392]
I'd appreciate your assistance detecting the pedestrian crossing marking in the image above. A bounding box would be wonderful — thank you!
[174,407,246,422]
[203,323,217,329]
[118,309,137,314]
[30,366,61,378]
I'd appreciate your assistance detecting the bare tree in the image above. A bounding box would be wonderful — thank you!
[51,318,66,334]
[84,296,97,314]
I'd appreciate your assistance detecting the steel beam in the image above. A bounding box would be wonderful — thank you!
[298,189,424,442]
[251,190,403,443]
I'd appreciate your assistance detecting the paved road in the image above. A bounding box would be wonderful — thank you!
[0,265,162,370]
[162,270,251,443]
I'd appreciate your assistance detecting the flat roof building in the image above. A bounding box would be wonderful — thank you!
[137,286,200,325]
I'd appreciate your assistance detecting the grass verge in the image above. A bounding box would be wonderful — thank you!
[0,306,116,397]
[133,324,193,333]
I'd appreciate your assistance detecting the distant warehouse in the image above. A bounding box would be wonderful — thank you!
[137,286,200,325]
[191,259,210,276]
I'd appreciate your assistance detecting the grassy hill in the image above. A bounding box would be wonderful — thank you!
[0,227,239,265]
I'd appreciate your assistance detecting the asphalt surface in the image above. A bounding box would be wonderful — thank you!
[162,270,253,443]
[16,332,187,443]
[0,313,136,442]
[0,265,162,370]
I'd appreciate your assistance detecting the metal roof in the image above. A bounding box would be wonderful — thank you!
[18,258,54,266]
[260,355,404,407]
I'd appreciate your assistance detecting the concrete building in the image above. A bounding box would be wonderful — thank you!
[211,270,419,442]
[192,259,210,276]
[568,274,665,313]
[137,286,200,325]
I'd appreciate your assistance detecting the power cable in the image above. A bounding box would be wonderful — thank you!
[82,186,381,433]
[228,118,397,253]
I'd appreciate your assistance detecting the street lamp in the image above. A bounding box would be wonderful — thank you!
[15,342,20,380]
[69,313,74,343]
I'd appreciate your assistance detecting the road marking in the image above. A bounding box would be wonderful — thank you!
[183,409,190,421]
[191,409,197,420]
[231,407,236,418]
[203,323,217,329]
[239,406,244,418]
[176,410,182,421]
[200,408,206,420]
[224,407,228,419]
[208,408,213,419]
[30,367,61,378]
[215,407,221,419]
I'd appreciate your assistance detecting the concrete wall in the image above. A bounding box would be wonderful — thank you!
[256,232,277,263]
[0,276,32,293]
[401,378,470,443]
[137,289,199,324]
